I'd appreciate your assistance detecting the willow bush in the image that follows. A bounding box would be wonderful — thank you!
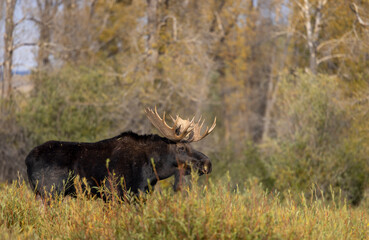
[261,71,369,205]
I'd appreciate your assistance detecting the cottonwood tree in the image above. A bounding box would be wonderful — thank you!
[31,0,61,70]
[0,0,33,180]
[290,0,353,74]
[1,0,35,102]
[2,0,17,100]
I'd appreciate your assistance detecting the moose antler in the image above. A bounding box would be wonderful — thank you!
[145,106,216,142]
[186,115,217,142]
[145,106,193,141]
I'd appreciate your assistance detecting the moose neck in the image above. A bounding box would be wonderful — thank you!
[144,137,177,181]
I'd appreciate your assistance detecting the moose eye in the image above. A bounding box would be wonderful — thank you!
[177,146,186,153]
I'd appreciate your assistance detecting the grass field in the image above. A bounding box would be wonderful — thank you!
[1,175,369,240]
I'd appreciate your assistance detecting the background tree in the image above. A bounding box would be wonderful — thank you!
[2,0,17,100]
[31,0,60,70]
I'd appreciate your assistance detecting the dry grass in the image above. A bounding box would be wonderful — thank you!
[1,175,369,240]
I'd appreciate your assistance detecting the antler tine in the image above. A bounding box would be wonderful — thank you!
[154,106,171,129]
[146,106,216,142]
[203,126,209,136]
[190,116,195,124]
[177,120,192,138]
[188,116,217,142]
[170,114,182,127]
[197,115,202,124]
[146,106,195,142]
[208,117,216,133]
[154,105,160,119]
[162,111,167,125]
[201,117,216,138]
[200,118,205,129]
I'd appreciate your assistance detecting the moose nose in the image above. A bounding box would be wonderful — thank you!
[202,158,212,174]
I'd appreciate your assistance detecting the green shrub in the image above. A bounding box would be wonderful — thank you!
[210,142,274,191]
[262,71,369,205]
[18,66,120,144]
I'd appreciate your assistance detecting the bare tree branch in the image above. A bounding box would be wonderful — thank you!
[352,23,369,48]
[317,54,348,65]
[317,32,352,52]
[14,16,27,27]
[273,30,307,40]
[28,16,43,25]
[350,3,369,27]
[12,42,37,51]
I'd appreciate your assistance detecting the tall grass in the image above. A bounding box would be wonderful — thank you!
[1,175,369,239]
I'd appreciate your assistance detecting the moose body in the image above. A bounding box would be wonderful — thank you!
[26,132,212,198]
[26,107,215,199]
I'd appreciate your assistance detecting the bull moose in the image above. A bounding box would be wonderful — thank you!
[25,107,216,199]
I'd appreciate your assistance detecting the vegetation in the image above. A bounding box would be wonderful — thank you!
[2,176,369,239]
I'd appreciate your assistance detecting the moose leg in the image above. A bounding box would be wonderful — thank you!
[173,168,185,192]
[30,165,74,199]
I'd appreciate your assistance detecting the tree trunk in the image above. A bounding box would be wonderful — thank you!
[146,0,158,70]
[2,0,16,100]
[300,0,327,74]
[262,11,292,142]
[36,0,57,70]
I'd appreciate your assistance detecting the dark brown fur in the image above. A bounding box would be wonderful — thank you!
[25,131,212,198]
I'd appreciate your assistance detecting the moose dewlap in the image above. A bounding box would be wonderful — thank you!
[25,107,216,199]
